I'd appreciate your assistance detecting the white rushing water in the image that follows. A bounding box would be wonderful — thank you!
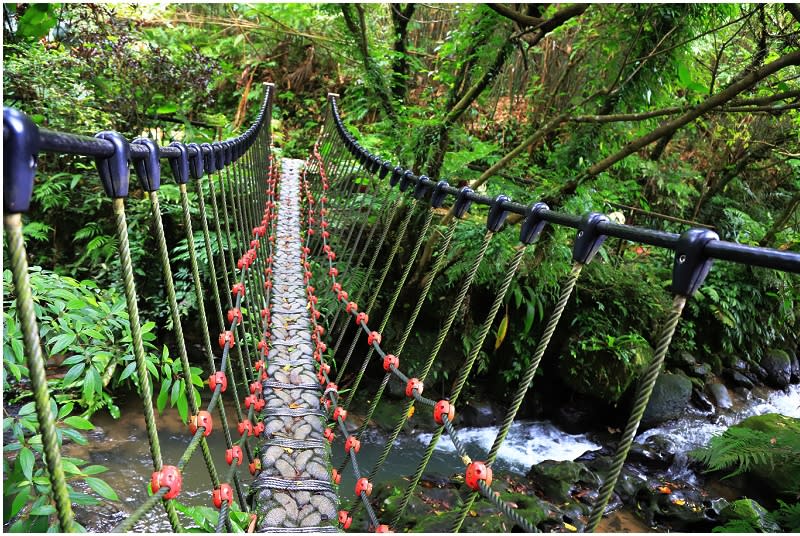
[415,420,602,473]
[636,384,800,452]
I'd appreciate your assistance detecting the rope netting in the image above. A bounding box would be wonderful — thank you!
[4,84,279,532]
[293,93,800,533]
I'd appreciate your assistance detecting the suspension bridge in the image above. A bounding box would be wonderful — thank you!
[4,84,800,533]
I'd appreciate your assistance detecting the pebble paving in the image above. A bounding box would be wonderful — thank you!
[251,159,338,532]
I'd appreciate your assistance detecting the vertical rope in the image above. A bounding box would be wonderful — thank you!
[452,261,584,532]
[4,214,76,533]
[586,294,687,532]
[111,198,183,532]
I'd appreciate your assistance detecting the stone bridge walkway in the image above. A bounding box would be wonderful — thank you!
[250,159,338,532]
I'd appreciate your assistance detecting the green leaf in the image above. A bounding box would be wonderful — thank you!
[49,332,76,355]
[82,366,100,401]
[81,465,108,476]
[85,477,118,501]
[523,304,535,335]
[170,377,182,407]
[677,63,692,87]
[494,313,509,350]
[29,504,56,516]
[58,402,75,420]
[176,384,189,424]
[62,362,86,387]
[18,447,35,481]
[157,380,170,414]
[118,361,137,382]
[63,416,94,431]
[156,103,178,115]
[9,486,31,519]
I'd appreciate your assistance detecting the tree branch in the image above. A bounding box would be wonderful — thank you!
[486,4,543,27]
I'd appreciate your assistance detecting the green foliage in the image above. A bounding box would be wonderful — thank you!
[3,399,116,532]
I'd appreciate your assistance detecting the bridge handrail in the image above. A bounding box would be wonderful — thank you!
[326,94,800,274]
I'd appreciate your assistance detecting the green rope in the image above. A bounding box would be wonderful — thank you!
[4,214,76,532]
[334,199,417,383]
[393,244,527,527]
[364,229,493,487]
[586,294,687,532]
[149,191,221,490]
[341,208,434,410]
[452,261,583,532]
[111,198,183,532]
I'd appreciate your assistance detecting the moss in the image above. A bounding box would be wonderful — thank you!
[736,413,800,496]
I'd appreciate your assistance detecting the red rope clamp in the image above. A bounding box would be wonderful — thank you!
[253,420,265,436]
[261,308,270,321]
[344,435,360,454]
[227,308,243,325]
[208,371,227,393]
[309,295,318,305]
[434,400,455,425]
[249,381,262,395]
[316,325,325,337]
[264,279,273,290]
[320,363,331,375]
[345,301,358,313]
[323,230,330,239]
[303,247,311,255]
[244,394,258,409]
[225,446,243,466]
[367,331,382,346]
[249,459,262,476]
[189,411,213,437]
[317,370,327,385]
[257,340,268,352]
[465,461,493,491]
[333,407,347,423]
[337,290,348,302]
[332,468,342,485]
[329,267,338,277]
[264,267,273,277]
[250,239,259,249]
[150,465,182,500]
[232,283,245,297]
[327,251,336,261]
[218,331,235,350]
[355,312,369,326]
[355,477,373,497]
[317,341,327,353]
[375,525,393,533]
[324,427,335,443]
[238,420,253,437]
[383,354,399,372]
[338,511,352,530]
[405,378,423,398]
[212,483,233,509]
[254,359,265,371]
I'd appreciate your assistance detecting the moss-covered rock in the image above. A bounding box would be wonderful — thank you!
[760,349,792,389]
[735,413,800,497]
[641,372,692,427]
[525,460,598,503]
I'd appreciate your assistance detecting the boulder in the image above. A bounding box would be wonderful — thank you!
[760,349,792,389]
[735,413,800,497]
[458,401,500,427]
[708,383,732,410]
[526,460,597,503]
[789,351,800,384]
[725,369,754,390]
[641,372,692,426]
[691,388,714,413]
[628,434,677,470]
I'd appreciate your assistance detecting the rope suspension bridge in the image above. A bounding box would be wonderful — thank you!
[4,84,800,533]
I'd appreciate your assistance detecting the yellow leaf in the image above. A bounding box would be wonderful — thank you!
[469,510,478,518]
[494,312,509,350]
[564,522,578,532]
[672,498,686,506]
[407,405,415,418]
[289,402,300,409]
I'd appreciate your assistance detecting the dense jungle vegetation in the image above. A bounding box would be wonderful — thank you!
[3,3,799,532]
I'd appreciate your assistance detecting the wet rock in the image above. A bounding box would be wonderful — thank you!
[725,369,754,390]
[691,388,714,413]
[791,351,800,384]
[707,382,732,410]
[628,434,677,470]
[690,363,710,378]
[735,413,800,497]
[675,351,697,369]
[642,372,692,427]
[526,460,597,502]
[720,498,780,532]
[458,401,500,427]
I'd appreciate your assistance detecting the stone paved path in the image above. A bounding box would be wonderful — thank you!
[251,159,338,532]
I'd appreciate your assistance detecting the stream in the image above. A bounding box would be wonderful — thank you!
[64,384,799,531]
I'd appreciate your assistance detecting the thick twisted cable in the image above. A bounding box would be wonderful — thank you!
[586,294,687,531]
[393,244,527,527]
[4,214,76,532]
[452,260,583,532]
[365,230,493,485]
[341,208,434,410]
[112,199,183,531]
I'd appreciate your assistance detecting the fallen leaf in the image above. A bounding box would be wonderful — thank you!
[564,522,578,532]
[657,486,671,494]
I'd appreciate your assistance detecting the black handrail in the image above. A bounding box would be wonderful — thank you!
[326,94,800,274]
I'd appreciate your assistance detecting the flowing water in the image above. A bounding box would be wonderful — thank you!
[66,385,800,531]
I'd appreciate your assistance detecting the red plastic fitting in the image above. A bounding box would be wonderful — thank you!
[382,354,399,372]
[324,427,335,443]
[244,394,257,409]
[264,279,273,290]
[227,308,243,325]
[249,381,262,395]
[465,461,493,491]
[257,340,268,352]
[337,290,348,302]
[345,301,358,314]
[338,511,352,529]
[317,341,327,353]
[254,360,265,371]
[249,459,262,475]
[255,398,265,412]
[327,251,336,261]
[212,483,233,508]
[344,435,361,454]
[232,283,245,297]
[355,477,373,497]
[405,378,423,398]
[225,445,243,466]
[218,331,235,350]
[321,363,331,375]
[332,468,342,485]
[250,239,259,249]
[150,465,182,500]
[322,230,330,240]
[333,406,347,422]
[238,420,253,437]
[355,312,368,326]
[261,308,271,320]
[208,371,227,393]
[375,525,393,533]
[189,411,213,437]
[329,267,338,277]
[434,400,455,426]
[367,331,381,346]
[253,420,265,436]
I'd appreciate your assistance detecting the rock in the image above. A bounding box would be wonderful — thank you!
[707,383,732,410]
[735,413,800,497]
[310,495,336,519]
[300,512,321,527]
[789,351,800,384]
[526,460,597,502]
[725,370,754,390]
[690,364,710,378]
[628,434,677,470]
[674,351,697,369]
[262,507,286,527]
[761,350,792,388]
[720,499,781,532]
[459,401,500,427]
[691,388,714,413]
[641,372,692,426]
[275,458,296,479]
